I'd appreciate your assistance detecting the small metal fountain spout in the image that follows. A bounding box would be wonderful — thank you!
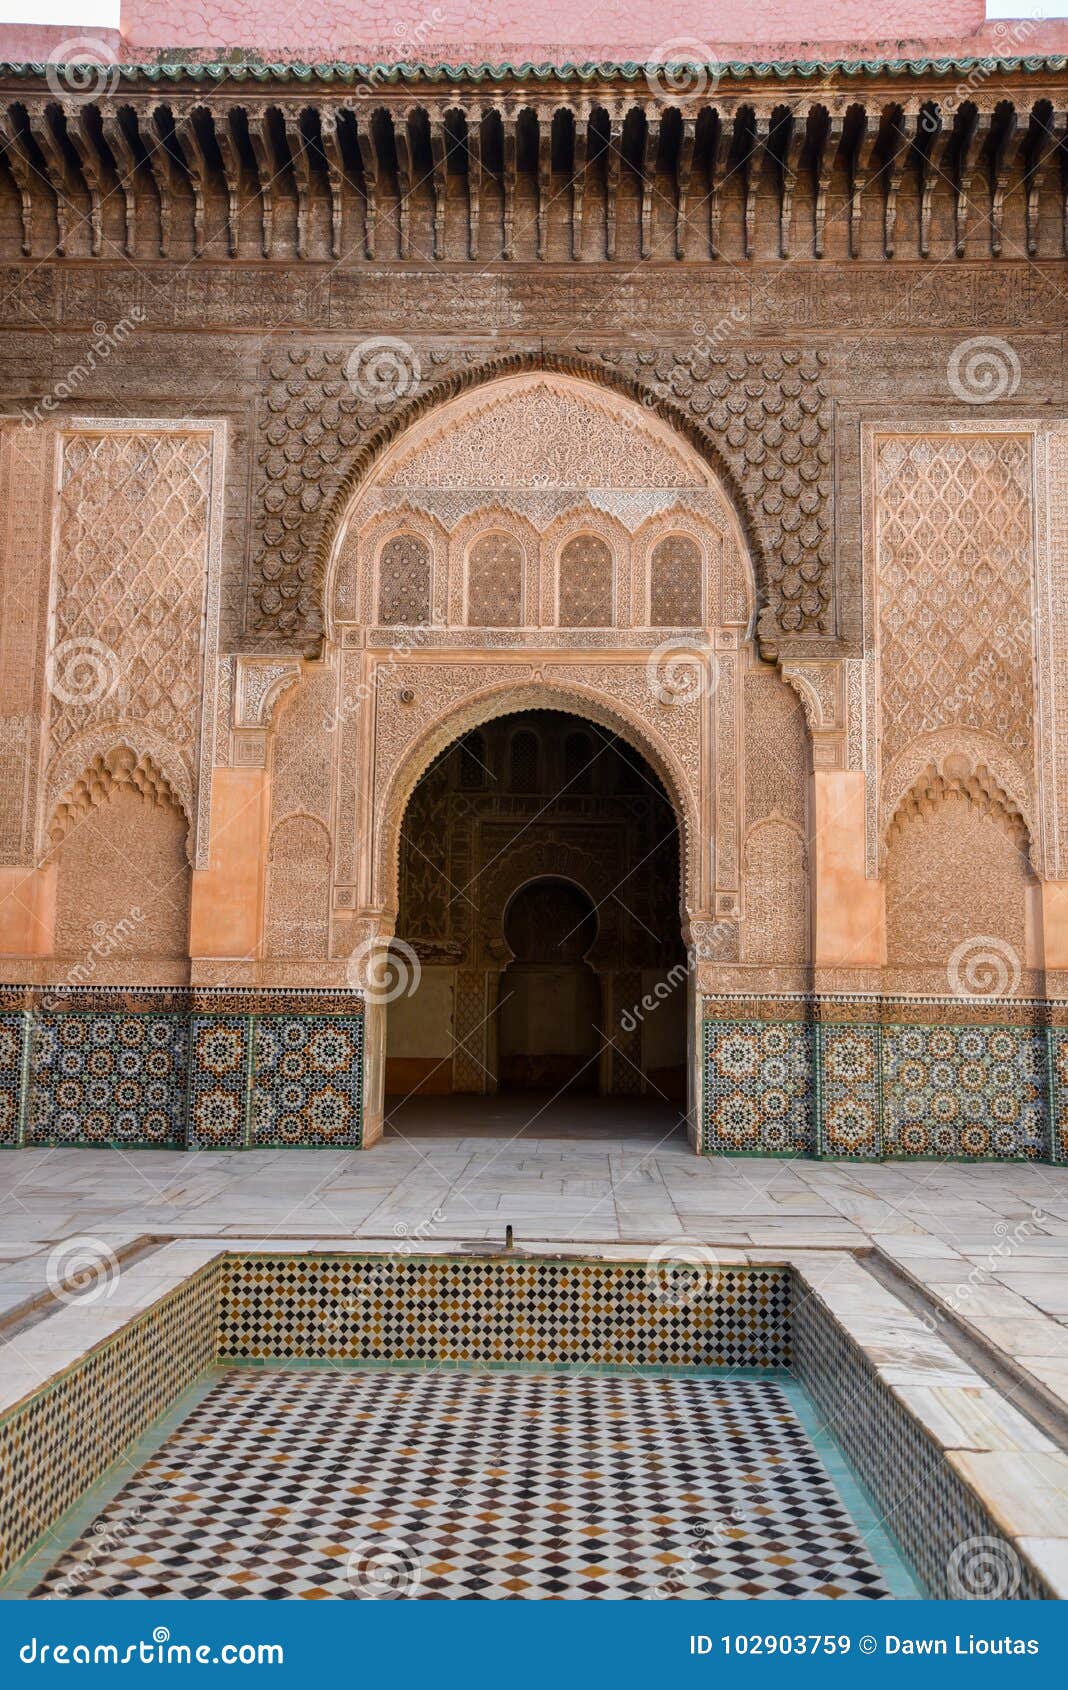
[505,1223,514,1252]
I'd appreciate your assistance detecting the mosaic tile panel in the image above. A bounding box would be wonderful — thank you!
[187,1016,250,1150]
[28,1370,894,1601]
[250,1015,364,1148]
[882,1023,1046,1160]
[1052,1027,1068,1164]
[818,1024,882,1160]
[218,1257,790,1368]
[26,1011,187,1148]
[791,1281,1051,1600]
[702,1020,814,1155]
[0,1263,221,1579]
[0,1011,27,1146]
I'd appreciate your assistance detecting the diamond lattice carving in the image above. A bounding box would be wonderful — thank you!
[51,433,213,768]
[876,435,1034,766]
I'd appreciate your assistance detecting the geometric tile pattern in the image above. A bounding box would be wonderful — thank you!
[702,1020,814,1155]
[187,1016,250,1150]
[218,1259,791,1369]
[882,1023,1047,1161]
[28,1370,895,1600]
[818,1024,882,1160]
[1052,1027,1068,1164]
[250,1015,364,1148]
[0,1011,27,1146]
[791,1279,1050,1600]
[702,1006,1057,1162]
[0,1262,222,1580]
[26,1010,187,1148]
[0,991,364,1151]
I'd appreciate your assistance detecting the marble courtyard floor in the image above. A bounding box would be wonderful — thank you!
[3,1097,1068,1599]
[2,1095,1068,1421]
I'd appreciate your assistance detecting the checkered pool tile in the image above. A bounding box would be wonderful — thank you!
[31,1370,895,1600]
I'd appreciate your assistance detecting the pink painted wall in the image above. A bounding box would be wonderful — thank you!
[115,0,989,57]
[2,0,1067,69]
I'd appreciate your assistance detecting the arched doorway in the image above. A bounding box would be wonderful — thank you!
[497,879,601,1093]
[383,707,688,1135]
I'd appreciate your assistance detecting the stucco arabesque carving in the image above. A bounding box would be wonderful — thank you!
[43,723,194,863]
[230,655,303,769]
[780,659,848,770]
[882,730,1036,860]
[252,348,832,650]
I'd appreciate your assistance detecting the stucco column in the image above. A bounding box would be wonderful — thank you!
[1039,880,1068,973]
[0,863,56,957]
[188,768,271,960]
[345,913,397,1150]
[811,770,885,969]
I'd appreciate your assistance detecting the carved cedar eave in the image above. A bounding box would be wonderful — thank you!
[2,89,1065,263]
[310,352,774,655]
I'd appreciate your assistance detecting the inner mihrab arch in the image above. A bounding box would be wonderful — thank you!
[314,369,805,1145]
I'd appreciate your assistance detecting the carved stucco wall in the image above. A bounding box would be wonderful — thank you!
[256,350,828,647]
[327,372,753,640]
[44,421,226,870]
[52,785,191,969]
[885,800,1035,995]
